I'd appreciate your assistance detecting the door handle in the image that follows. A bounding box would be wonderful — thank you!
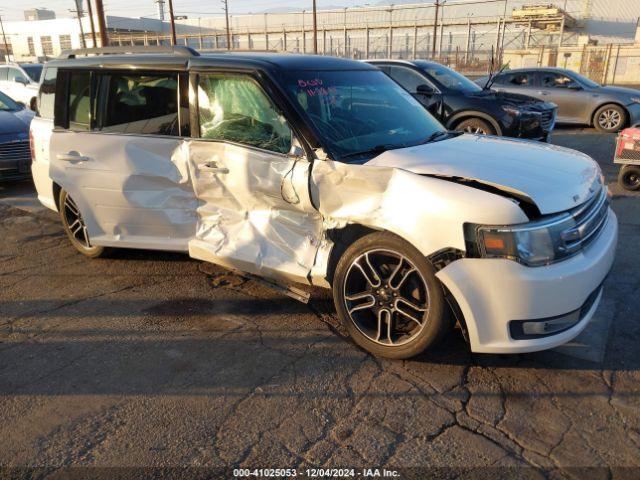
[537,90,549,95]
[200,161,229,174]
[57,152,90,162]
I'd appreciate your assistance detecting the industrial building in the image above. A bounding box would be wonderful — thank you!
[0,13,206,62]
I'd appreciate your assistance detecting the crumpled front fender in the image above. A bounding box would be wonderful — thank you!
[310,160,529,280]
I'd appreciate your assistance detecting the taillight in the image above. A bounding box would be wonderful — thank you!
[29,129,35,162]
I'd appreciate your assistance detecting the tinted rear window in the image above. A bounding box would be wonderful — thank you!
[98,73,182,136]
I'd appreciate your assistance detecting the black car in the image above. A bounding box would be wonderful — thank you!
[0,90,34,181]
[368,60,557,141]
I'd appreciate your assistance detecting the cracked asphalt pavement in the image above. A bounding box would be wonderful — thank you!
[0,128,638,477]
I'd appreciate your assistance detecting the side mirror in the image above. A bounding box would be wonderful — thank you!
[568,84,582,90]
[416,84,435,95]
[15,77,28,85]
[16,101,26,109]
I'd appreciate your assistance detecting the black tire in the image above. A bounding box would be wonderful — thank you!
[455,117,496,136]
[618,165,640,191]
[594,104,627,133]
[59,189,105,258]
[332,231,448,359]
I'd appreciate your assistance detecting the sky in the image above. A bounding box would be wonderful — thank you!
[0,0,404,21]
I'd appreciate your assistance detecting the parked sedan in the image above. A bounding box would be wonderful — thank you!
[0,90,34,181]
[0,63,42,110]
[477,67,640,133]
[368,60,556,141]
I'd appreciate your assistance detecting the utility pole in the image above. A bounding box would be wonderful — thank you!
[0,15,10,63]
[223,0,231,50]
[312,0,318,54]
[432,0,441,58]
[70,2,87,49]
[94,0,109,46]
[167,0,177,45]
[86,0,98,47]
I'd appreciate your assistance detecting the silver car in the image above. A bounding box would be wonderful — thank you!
[476,67,640,133]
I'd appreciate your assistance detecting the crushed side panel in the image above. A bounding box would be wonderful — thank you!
[186,140,323,285]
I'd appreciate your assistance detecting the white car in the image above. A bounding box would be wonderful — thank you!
[30,47,618,359]
[0,63,42,110]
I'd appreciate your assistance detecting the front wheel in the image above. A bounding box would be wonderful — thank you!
[618,165,640,191]
[59,189,105,258]
[332,232,447,359]
[455,117,496,136]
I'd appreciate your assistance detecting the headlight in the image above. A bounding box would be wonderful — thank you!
[469,213,575,266]
[501,105,521,116]
[631,97,640,104]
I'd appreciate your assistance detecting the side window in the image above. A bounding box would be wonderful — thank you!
[38,67,57,119]
[387,66,428,93]
[68,71,93,131]
[98,72,181,136]
[0,67,7,81]
[198,74,292,154]
[503,73,531,86]
[540,73,578,88]
[8,68,27,83]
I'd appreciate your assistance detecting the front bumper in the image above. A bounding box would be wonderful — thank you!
[513,109,556,142]
[627,102,640,127]
[436,209,618,354]
[0,160,31,182]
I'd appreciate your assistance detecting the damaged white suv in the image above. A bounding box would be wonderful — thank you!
[31,47,617,359]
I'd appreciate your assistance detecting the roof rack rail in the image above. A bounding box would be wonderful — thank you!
[59,45,199,59]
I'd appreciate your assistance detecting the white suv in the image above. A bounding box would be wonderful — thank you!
[0,63,42,110]
[30,47,618,359]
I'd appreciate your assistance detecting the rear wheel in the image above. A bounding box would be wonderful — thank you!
[594,104,626,133]
[59,189,105,258]
[455,118,496,136]
[618,165,640,191]
[333,232,447,359]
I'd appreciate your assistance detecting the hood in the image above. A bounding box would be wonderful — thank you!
[365,134,600,215]
[597,85,640,99]
[470,89,554,110]
[0,108,33,138]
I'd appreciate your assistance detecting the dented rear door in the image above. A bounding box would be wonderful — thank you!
[49,69,197,251]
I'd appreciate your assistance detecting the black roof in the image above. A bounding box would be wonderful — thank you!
[46,50,375,73]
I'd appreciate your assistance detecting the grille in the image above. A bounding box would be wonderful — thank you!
[560,187,609,255]
[0,140,30,164]
[0,140,31,179]
[540,108,556,132]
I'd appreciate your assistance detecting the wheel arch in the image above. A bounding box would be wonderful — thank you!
[52,182,62,211]
[324,223,380,287]
[446,110,503,135]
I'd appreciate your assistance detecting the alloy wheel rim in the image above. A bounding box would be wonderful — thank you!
[343,249,429,347]
[63,195,91,248]
[463,125,487,135]
[598,109,621,130]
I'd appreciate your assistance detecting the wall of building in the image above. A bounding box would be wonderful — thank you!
[2,15,206,62]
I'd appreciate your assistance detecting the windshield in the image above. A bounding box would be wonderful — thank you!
[0,91,20,111]
[20,64,42,83]
[283,69,445,161]
[419,62,482,93]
